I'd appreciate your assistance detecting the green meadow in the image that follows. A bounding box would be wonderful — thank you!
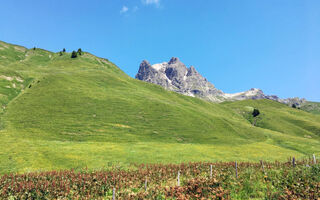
[0,41,319,174]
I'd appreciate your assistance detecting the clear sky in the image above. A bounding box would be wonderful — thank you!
[1,0,319,101]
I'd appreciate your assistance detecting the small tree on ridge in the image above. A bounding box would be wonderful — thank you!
[71,51,77,58]
[77,48,82,55]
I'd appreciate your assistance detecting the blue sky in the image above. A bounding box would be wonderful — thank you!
[0,0,319,101]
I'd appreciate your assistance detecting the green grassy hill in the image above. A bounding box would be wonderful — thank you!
[0,41,319,174]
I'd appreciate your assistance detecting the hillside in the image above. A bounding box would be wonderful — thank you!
[0,41,320,174]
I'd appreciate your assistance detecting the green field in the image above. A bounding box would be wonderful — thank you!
[0,41,320,174]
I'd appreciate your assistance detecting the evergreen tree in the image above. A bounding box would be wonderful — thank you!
[77,48,82,55]
[63,48,66,53]
[71,51,77,58]
[252,108,260,117]
[292,104,297,108]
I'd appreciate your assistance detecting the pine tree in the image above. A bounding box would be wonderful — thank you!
[252,108,260,117]
[71,51,77,58]
[63,48,66,53]
[77,48,82,55]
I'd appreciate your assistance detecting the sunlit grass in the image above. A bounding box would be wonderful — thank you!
[0,40,319,174]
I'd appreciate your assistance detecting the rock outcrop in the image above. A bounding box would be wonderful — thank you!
[136,57,306,106]
[136,57,225,102]
[223,88,306,106]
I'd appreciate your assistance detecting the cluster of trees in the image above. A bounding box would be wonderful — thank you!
[32,46,83,58]
[58,48,82,58]
[71,48,82,58]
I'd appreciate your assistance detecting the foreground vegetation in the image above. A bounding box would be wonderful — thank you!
[0,40,320,174]
[0,159,319,199]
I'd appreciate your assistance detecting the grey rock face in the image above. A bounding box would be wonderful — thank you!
[136,60,171,88]
[135,57,306,106]
[136,57,225,102]
[280,97,307,107]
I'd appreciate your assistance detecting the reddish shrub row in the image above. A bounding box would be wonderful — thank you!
[0,159,319,199]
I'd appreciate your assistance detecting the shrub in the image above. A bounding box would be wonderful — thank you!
[63,48,66,52]
[252,108,260,117]
[0,161,318,199]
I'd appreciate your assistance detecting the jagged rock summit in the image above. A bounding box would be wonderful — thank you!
[136,57,225,102]
[136,57,306,106]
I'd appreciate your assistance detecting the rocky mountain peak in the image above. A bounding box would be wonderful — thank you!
[187,66,199,76]
[136,57,224,102]
[168,57,180,64]
[250,88,261,92]
[141,60,151,67]
[164,59,187,82]
[135,57,306,106]
[135,60,156,81]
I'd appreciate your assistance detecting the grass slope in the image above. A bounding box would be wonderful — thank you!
[0,41,320,174]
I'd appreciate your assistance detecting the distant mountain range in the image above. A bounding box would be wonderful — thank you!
[136,57,306,107]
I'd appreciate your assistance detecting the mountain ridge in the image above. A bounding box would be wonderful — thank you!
[136,57,307,107]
